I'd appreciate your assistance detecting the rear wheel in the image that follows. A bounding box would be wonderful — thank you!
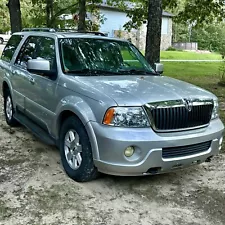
[0,38,3,44]
[59,116,98,182]
[4,90,19,126]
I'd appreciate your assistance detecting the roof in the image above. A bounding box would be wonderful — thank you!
[162,11,174,18]
[99,0,174,18]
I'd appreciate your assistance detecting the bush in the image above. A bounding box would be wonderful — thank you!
[166,47,183,51]
[166,46,177,51]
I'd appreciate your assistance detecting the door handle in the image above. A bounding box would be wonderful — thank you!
[29,77,35,85]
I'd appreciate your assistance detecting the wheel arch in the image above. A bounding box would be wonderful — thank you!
[57,110,81,131]
[2,81,10,97]
[56,109,100,160]
[2,80,19,126]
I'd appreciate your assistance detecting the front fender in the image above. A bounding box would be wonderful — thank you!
[51,95,100,160]
[52,95,97,138]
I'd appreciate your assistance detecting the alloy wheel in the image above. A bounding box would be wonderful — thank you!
[6,96,13,121]
[64,129,83,170]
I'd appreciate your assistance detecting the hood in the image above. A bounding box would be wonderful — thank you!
[76,75,215,106]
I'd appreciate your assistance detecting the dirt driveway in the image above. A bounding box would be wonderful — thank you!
[0,97,224,225]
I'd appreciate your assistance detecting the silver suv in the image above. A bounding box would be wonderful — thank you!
[0,29,224,182]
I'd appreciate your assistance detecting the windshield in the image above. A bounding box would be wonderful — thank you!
[59,38,156,75]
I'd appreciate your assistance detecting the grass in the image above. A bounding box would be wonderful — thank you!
[161,51,222,60]
[163,62,222,77]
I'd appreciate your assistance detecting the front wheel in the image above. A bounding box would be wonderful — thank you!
[59,116,98,182]
[0,38,3,44]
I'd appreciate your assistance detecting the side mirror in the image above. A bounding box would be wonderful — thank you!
[27,59,55,77]
[155,63,164,74]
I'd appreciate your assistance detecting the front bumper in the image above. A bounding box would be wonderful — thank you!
[87,119,224,176]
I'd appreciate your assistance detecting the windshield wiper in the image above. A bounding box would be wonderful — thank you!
[118,69,158,76]
[65,69,120,75]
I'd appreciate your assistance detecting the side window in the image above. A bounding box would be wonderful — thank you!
[15,36,37,68]
[1,35,23,62]
[15,36,56,70]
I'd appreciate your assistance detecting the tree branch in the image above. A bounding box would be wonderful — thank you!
[53,2,79,19]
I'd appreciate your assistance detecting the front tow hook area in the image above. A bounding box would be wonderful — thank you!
[143,167,162,175]
[205,156,213,163]
[143,157,214,175]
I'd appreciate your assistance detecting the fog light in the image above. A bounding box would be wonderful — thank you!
[124,146,135,157]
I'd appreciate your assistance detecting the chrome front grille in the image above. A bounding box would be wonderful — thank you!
[145,99,214,132]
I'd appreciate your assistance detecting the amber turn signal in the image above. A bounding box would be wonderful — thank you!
[103,108,115,125]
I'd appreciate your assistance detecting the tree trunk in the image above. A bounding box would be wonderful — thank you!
[7,0,22,33]
[145,0,163,68]
[78,0,86,31]
[46,0,54,27]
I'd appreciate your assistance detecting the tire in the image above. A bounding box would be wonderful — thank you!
[0,38,3,44]
[4,90,19,127]
[59,116,98,182]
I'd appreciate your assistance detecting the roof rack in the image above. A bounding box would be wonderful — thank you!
[57,29,106,36]
[77,31,106,36]
[21,28,56,32]
[57,28,78,32]
[21,28,107,37]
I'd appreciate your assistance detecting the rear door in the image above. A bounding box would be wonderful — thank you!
[0,35,23,104]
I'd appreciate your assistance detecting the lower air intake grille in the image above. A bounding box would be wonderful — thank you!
[162,141,212,159]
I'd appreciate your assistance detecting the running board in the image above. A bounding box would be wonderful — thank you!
[14,112,56,146]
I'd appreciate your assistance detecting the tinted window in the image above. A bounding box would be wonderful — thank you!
[15,36,56,70]
[15,36,36,68]
[1,35,23,62]
[35,37,56,70]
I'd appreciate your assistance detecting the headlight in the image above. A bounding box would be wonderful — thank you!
[211,100,219,120]
[103,107,150,127]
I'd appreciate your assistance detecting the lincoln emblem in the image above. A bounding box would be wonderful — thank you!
[184,99,193,112]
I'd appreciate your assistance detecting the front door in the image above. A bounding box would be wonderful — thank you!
[13,36,38,112]
[14,35,58,131]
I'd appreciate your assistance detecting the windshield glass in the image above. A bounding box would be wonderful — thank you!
[59,38,156,75]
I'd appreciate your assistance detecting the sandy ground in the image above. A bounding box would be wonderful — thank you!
[0,97,224,225]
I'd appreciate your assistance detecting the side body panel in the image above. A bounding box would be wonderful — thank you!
[11,65,28,110]
[0,61,11,96]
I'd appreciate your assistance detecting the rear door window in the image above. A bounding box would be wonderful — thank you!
[1,35,23,62]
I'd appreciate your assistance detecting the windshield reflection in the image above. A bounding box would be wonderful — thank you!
[59,38,155,76]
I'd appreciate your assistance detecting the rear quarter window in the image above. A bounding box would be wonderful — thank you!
[1,35,23,63]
